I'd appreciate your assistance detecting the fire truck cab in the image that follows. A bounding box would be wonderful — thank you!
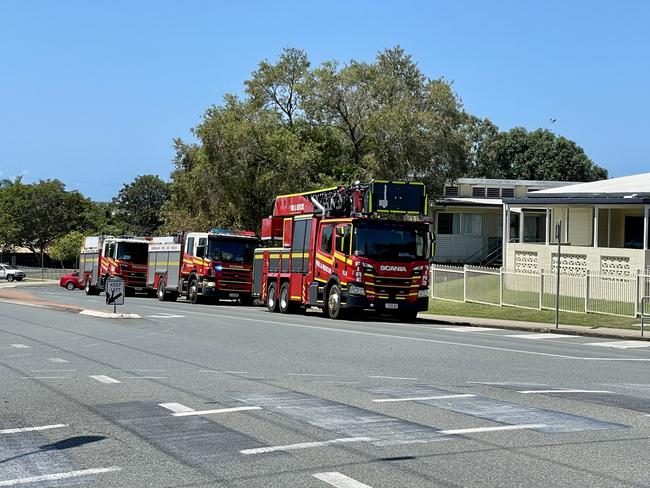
[80,235,149,296]
[253,181,433,321]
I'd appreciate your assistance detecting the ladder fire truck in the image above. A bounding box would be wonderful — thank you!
[252,181,433,321]
[80,235,150,296]
[146,229,259,304]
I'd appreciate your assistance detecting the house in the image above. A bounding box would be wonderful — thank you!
[432,178,575,265]
[502,172,650,276]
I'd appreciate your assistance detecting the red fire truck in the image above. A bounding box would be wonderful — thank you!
[80,235,150,296]
[252,181,433,321]
[146,229,259,304]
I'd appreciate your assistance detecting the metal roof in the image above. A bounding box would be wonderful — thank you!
[450,178,577,188]
[528,172,650,198]
[434,197,504,207]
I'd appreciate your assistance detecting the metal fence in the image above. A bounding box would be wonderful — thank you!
[431,264,650,318]
[18,267,77,280]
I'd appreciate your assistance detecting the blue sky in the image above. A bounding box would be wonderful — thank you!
[1,0,648,201]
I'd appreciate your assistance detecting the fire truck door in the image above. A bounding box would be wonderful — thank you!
[315,224,334,283]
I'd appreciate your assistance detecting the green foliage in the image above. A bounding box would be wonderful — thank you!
[468,127,607,181]
[48,231,84,266]
[112,175,170,235]
[0,179,90,265]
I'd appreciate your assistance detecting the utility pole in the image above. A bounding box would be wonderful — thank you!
[555,220,562,329]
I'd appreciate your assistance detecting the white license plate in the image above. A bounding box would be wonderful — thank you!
[385,303,398,310]
[229,293,240,298]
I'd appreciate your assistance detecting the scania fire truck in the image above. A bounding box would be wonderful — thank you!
[80,235,150,296]
[146,229,259,304]
[252,181,433,321]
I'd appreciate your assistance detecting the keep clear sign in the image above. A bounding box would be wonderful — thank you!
[106,278,125,308]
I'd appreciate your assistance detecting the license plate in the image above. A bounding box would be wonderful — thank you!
[229,293,240,298]
[385,303,398,310]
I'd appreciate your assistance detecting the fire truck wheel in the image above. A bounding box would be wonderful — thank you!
[157,278,167,301]
[266,282,278,313]
[326,283,343,319]
[188,279,200,304]
[279,282,291,314]
[84,278,97,296]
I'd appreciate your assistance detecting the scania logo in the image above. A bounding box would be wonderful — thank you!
[380,265,407,272]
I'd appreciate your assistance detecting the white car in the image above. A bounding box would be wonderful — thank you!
[0,264,26,282]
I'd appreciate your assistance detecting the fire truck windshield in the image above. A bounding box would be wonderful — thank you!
[353,222,428,262]
[207,238,255,264]
[116,242,148,264]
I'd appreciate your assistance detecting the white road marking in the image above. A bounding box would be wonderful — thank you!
[517,389,614,394]
[90,375,121,384]
[505,333,580,339]
[159,402,196,414]
[583,341,650,349]
[0,424,67,435]
[438,424,546,435]
[172,406,262,417]
[373,394,475,403]
[147,314,184,319]
[241,437,373,455]
[369,375,419,380]
[0,466,121,486]
[82,343,101,347]
[10,344,29,349]
[287,373,334,377]
[439,326,499,332]
[313,471,373,488]
[139,305,650,362]
[48,358,69,363]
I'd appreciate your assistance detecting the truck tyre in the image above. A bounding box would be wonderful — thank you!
[266,282,278,313]
[188,278,200,304]
[279,282,291,314]
[84,278,97,296]
[326,283,343,320]
[157,277,167,302]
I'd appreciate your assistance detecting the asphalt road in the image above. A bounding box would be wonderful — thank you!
[1,284,650,487]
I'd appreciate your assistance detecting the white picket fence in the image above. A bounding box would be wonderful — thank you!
[431,264,650,318]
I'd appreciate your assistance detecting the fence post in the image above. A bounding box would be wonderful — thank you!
[463,265,468,302]
[499,268,503,306]
[584,270,590,314]
[539,269,544,310]
[636,269,641,317]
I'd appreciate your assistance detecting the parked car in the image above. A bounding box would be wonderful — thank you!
[0,263,26,282]
[59,271,80,290]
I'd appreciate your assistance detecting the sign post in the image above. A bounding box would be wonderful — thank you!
[105,278,125,314]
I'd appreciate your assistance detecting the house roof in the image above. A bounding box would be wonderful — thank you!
[528,172,650,198]
[434,197,504,208]
[451,178,577,188]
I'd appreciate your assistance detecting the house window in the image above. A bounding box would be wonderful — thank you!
[472,187,486,197]
[444,186,459,197]
[462,214,482,236]
[501,188,515,198]
[438,213,459,235]
[486,188,500,198]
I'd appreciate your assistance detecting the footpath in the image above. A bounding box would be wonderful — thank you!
[419,312,650,342]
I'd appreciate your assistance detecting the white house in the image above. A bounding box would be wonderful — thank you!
[433,178,574,265]
[503,172,650,276]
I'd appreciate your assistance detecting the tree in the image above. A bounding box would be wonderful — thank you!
[469,127,607,181]
[48,231,84,267]
[112,175,170,235]
[0,179,90,266]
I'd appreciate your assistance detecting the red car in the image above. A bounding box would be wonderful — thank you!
[60,271,81,290]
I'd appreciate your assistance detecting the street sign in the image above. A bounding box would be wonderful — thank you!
[106,278,125,307]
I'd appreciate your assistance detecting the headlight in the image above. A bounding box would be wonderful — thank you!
[214,265,223,271]
[348,284,365,296]
[418,288,429,298]
[413,265,423,271]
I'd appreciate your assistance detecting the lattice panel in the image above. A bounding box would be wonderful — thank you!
[514,251,539,273]
[551,253,587,276]
[600,256,631,278]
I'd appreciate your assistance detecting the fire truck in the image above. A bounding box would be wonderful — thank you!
[252,181,433,321]
[80,235,150,296]
[146,229,259,304]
